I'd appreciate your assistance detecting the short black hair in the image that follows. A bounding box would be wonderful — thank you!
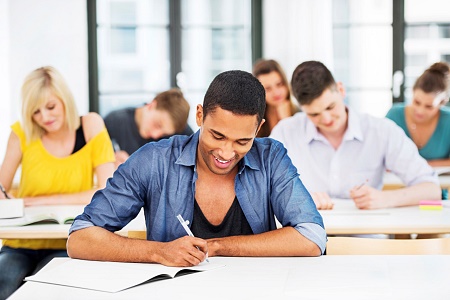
[291,61,336,106]
[203,70,266,125]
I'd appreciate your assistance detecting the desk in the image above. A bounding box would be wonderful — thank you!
[383,170,450,190]
[4,201,449,239]
[9,255,450,300]
[321,199,450,235]
[0,205,145,239]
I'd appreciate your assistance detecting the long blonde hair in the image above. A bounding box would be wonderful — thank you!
[21,66,79,142]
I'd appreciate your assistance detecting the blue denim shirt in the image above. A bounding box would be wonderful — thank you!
[70,131,326,253]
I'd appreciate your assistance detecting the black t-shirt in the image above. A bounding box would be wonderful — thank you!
[104,107,194,155]
[191,196,253,239]
[72,117,86,154]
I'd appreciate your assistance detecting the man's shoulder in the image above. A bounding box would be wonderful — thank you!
[139,133,192,154]
[254,136,283,148]
[276,112,305,128]
[250,137,287,160]
[104,107,135,122]
[270,112,306,138]
[357,111,405,137]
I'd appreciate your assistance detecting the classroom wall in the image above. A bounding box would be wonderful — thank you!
[0,0,12,162]
[0,0,89,161]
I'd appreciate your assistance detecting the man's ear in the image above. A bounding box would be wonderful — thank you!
[255,119,265,136]
[146,101,157,110]
[336,82,346,98]
[196,104,203,127]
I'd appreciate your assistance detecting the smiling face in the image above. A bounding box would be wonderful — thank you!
[196,105,262,176]
[301,84,348,136]
[31,93,67,133]
[139,102,176,139]
[257,71,289,107]
[410,88,442,124]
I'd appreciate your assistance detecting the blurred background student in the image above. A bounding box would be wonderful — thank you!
[104,88,192,168]
[0,66,115,299]
[386,62,450,199]
[253,59,300,137]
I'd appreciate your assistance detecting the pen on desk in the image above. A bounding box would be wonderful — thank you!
[177,214,209,263]
[0,183,10,199]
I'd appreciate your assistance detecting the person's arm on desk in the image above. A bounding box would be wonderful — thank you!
[350,182,441,209]
[0,130,22,197]
[428,158,450,168]
[67,226,208,267]
[206,226,321,257]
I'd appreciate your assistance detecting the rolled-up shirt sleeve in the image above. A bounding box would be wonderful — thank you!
[295,222,327,254]
[69,219,95,235]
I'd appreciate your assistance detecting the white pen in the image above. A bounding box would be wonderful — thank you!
[176,214,209,263]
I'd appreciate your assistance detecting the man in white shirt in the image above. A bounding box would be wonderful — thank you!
[270,61,441,210]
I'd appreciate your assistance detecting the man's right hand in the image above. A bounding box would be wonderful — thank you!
[311,192,334,210]
[156,236,208,267]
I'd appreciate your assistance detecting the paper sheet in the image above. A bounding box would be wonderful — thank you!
[25,258,225,293]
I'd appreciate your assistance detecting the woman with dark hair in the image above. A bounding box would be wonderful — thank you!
[387,62,450,165]
[253,59,299,137]
[387,62,450,199]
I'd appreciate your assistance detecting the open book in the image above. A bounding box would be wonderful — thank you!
[435,166,450,176]
[0,199,24,219]
[25,258,225,293]
[0,212,75,227]
[0,205,84,227]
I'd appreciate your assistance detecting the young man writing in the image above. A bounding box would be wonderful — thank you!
[67,70,326,266]
[270,61,441,210]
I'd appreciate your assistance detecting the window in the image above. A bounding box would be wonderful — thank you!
[89,0,258,126]
[95,0,171,115]
[332,0,393,117]
[403,0,450,103]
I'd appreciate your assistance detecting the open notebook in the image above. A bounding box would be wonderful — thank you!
[0,199,24,219]
[0,212,74,226]
[25,258,225,293]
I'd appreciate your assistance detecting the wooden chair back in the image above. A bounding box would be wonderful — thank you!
[326,236,450,255]
[128,230,147,240]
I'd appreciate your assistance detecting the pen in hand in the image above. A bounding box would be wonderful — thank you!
[355,179,369,190]
[176,214,209,263]
[355,182,365,190]
[0,183,10,199]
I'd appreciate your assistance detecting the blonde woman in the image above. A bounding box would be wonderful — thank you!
[253,59,300,137]
[0,66,115,299]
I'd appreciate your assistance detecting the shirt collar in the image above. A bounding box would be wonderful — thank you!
[175,130,261,173]
[305,106,364,143]
[344,107,364,142]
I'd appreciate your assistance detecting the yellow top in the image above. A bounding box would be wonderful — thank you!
[3,121,114,250]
